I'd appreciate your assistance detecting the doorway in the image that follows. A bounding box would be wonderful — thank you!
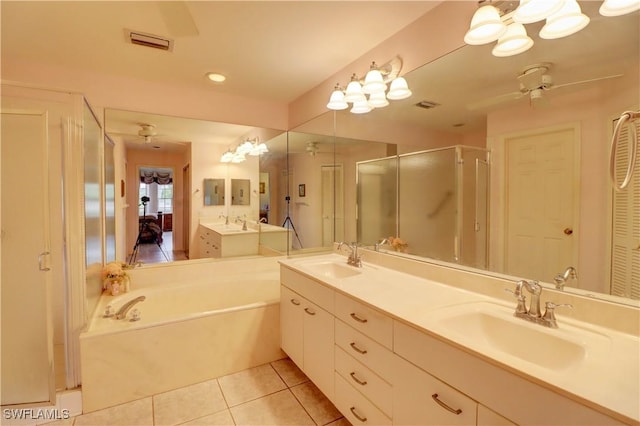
[502,126,580,282]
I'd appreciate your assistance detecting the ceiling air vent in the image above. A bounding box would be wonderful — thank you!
[127,30,173,51]
[415,100,440,110]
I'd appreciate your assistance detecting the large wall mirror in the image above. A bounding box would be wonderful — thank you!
[308,1,638,307]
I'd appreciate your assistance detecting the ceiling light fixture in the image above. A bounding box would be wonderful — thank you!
[465,0,633,57]
[220,137,267,163]
[326,56,412,114]
[206,72,226,83]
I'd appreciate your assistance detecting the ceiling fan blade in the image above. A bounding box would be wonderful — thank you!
[156,1,199,37]
[550,74,623,90]
[466,91,525,111]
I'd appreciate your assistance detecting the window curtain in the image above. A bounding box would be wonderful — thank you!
[140,171,173,185]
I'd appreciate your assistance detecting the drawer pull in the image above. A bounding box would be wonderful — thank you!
[349,342,367,355]
[349,372,367,386]
[304,307,316,316]
[431,393,462,415]
[290,298,301,306]
[350,312,368,323]
[349,406,367,423]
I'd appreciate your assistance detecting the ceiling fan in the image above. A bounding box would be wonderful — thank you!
[306,141,333,157]
[467,62,623,110]
[136,123,158,144]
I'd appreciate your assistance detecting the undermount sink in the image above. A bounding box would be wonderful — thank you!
[430,302,600,371]
[302,261,362,279]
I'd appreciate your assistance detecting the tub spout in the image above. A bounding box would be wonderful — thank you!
[114,295,146,320]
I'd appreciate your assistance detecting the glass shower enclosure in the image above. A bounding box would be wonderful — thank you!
[357,145,489,269]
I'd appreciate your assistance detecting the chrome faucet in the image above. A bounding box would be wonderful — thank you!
[374,238,390,252]
[554,266,578,290]
[219,214,229,225]
[114,295,146,320]
[507,280,572,328]
[337,242,362,267]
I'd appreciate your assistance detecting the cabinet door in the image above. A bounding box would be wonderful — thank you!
[280,286,303,368]
[393,355,477,426]
[302,299,334,401]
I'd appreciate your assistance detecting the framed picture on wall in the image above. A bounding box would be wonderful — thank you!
[298,184,306,197]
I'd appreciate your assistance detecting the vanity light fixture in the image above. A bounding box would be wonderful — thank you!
[465,0,634,57]
[220,137,267,163]
[326,56,412,114]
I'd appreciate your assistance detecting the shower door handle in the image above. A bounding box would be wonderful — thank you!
[38,251,51,271]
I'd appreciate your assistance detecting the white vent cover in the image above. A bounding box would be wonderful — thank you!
[126,29,173,51]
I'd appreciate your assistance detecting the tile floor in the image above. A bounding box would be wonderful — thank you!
[48,358,350,426]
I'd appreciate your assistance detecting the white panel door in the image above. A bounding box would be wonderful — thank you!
[1,110,54,405]
[505,127,578,282]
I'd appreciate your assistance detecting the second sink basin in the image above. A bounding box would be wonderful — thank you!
[428,302,608,372]
[302,261,362,279]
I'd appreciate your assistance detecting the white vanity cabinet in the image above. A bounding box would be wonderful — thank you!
[198,226,221,258]
[393,321,621,426]
[280,267,335,400]
[333,293,394,424]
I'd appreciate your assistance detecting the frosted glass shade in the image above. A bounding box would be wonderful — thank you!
[326,89,348,110]
[368,91,389,108]
[464,5,508,45]
[386,77,412,100]
[344,80,366,103]
[513,0,564,24]
[540,0,589,39]
[362,69,386,94]
[350,99,373,114]
[492,23,534,57]
[599,0,640,16]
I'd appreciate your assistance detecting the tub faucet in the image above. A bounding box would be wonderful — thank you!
[114,295,146,320]
[554,266,578,290]
[259,217,268,223]
[337,242,362,267]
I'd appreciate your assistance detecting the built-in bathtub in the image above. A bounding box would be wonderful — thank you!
[80,257,285,413]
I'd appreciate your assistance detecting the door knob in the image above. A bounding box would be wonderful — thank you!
[563,228,573,235]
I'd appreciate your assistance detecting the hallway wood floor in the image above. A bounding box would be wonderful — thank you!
[130,232,188,264]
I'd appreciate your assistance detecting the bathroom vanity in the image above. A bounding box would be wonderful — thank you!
[198,223,259,258]
[279,252,639,426]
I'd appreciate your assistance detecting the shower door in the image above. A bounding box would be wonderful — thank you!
[1,110,55,406]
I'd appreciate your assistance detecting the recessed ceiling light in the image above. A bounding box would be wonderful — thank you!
[206,72,226,83]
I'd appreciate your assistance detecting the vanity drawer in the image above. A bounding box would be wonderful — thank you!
[280,266,334,313]
[335,319,393,382]
[335,292,392,349]
[335,345,392,417]
[393,354,477,426]
[334,372,391,426]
